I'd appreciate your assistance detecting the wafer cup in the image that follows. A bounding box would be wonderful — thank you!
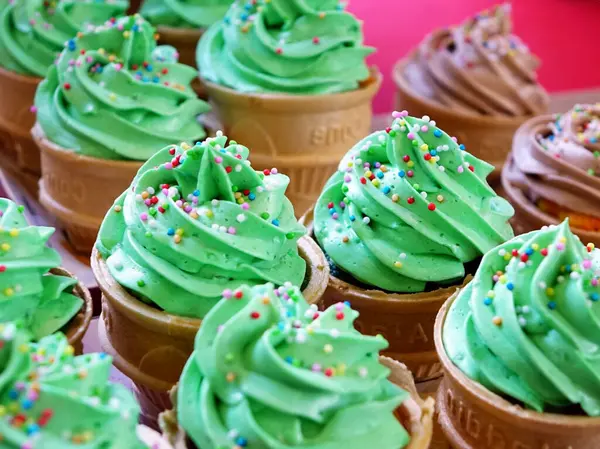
[32,124,142,254]
[300,207,469,382]
[0,67,42,196]
[434,291,600,449]
[159,356,434,449]
[94,235,329,429]
[393,56,535,181]
[50,267,93,355]
[203,70,382,217]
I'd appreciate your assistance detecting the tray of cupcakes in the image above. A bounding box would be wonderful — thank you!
[1,1,600,448]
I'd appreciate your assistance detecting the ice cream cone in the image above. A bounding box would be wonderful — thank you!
[156,26,203,68]
[50,266,93,355]
[301,207,469,382]
[502,153,600,247]
[32,123,143,254]
[127,0,142,14]
[393,56,532,182]
[202,70,382,217]
[159,356,434,449]
[94,235,329,429]
[0,66,42,196]
[434,292,600,449]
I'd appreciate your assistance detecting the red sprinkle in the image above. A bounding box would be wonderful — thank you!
[225,166,232,173]
[511,249,519,257]
[162,68,169,75]
[403,155,410,162]
[313,37,320,44]
[158,206,165,214]
[243,189,250,196]
[407,197,415,204]
[250,311,260,319]
[275,48,283,54]
[468,165,475,172]
[360,177,367,185]
[520,254,529,262]
[324,368,334,377]
[63,83,71,90]
[169,148,176,155]
[263,169,271,176]
[234,290,243,299]
[385,127,392,134]
[541,248,548,257]
[312,312,320,320]
[428,203,436,211]
[424,153,432,161]
[335,312,344,320]
[327,202,334,209]
[0,265,6,273]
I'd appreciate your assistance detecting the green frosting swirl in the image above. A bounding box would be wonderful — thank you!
[0,199,82,341]
[178,283,411,449]
[444,220,600,415]
[0,0,128,77]
[197,0,374,94]
[97,133,306,319]
[140,0,233,29]
[34,14,209,160]
[0,322,151,448]
[314,112,515,293]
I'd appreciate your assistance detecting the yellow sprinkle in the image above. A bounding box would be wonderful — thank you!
[337,364,347,376]
[8,402,19,413]
[237,198,245,204]
[78,370,88,379]
[546,287,555,297]
[587,243,595,251]
[262,297,270,305]
[380,165,388,173]
[174,235,182,244]
[499,275,508,284]
[323,344,333,354]
[108,54,116,62]
[0,406,5,417]
[181,142,191,150]
[420,144,429,151]
[429,157,437,164]
[190,212,199,219]
[394,261,403,268]
[504,253,512,261]
[492,316,503,326]
[8,229,18,237]
[176,228,184,236]
[364,170,373,178]
[98,48,105,55]
[234,192,242,199]
[226,372,236,383]
[319,11,326,18]
[559,237,567,243]
[407,161,414,168]
[76,32,83,38]
[206,210,213,218]
[65,345,74,356]
[1,243,10,252]
[18,344,28,353]
[3,288,13,297]
[141,191,149,199]
[436,195,444,202]
[123,30,130,39]
[109,93,116,101]
[82,431,94,442]
[372,179,380,187]
[391,194,400,202]
[532,243,539,251]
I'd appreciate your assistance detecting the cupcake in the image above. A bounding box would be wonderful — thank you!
[503,103,600,245]
[0,321,173,448]
[160,282,434,449]
[196,0,381,216]
[394,3,549,178]
[309,111,514,382]
[140,0,233,67]
[0,198,92,353]
[0,0,128,195]
[32,14,210,253]
[92,133,329,427]
[435,220,600,448]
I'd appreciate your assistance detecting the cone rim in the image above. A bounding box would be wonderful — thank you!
[434,290,600,426]
[0,64,42,85]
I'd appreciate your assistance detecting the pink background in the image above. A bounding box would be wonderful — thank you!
[347,0,600,113]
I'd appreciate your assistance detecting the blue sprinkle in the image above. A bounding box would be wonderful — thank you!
[433,129,442,138]
[167,228,175,236]
[142,76,149,83]
[483,297,492,306]
[349,215,356,222]
[22,399,33,410]
[430,149,437,156]
[67,39,76,51]
[152,76,160,83]
[193,189,200,196]
[224,17,231,25]
[376,171,384,179]
[591,293,599,302]
[8,390,18,400]
[244,2,252,10]
[549,134,555,142]
[591,137,597,144]
[382,186,391,194]
[525,248,534,255]
[240,12,249,20]
[26,424,40,436]
[398,170,406,178]
[99,352,107,359]
[146,64,153,72]
[329,208,336,215]
[277,322,285,330]
[343,301,351,307]
[236,437,248,447]
[248,193,256,201]
[136,70,143,77]
[506,282,514,291]
[548,301,557,310]
[96,66,103,73]
[459,144,466,151]
[132,25,139,32]
[272,219,280,227]
[284,356,293,364]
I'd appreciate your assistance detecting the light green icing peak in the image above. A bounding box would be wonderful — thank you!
[34,14,210,160]
[0,199,82,341]
[197,0,374,94]
[0,322,152,448]
[314,112,514,293]
[0,0,129,77]
[96,134,306,319]
[444,220,600,416]
[178,283,411,449]
[141,0,233,29]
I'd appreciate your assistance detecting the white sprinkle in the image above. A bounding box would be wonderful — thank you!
[518,317,527,327]
[399,253,407,260]
[236,214,246,223]
[235,164,242,172]
[211,199,219,206]
[358,367,368,378]
[362,217,371,225]
[330,329,340,339]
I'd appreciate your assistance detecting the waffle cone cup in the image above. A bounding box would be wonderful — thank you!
[32,123,142,254]
[301,207,468,382]
[434,291,600,449]
[50,266,93,355]
[393,56,535,181]
[159,356,434,449]
[0,66,42,196]
[202,70,382,217]
[94,235,329,428]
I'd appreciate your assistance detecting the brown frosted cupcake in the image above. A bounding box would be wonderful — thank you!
[503,103,600,245]
[394,4,548,178]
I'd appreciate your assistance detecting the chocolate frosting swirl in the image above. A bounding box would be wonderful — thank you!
[403,4,548,117]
